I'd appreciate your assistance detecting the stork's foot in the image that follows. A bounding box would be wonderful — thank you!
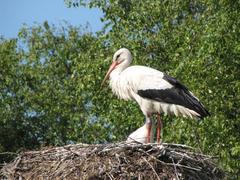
[157,138,163,144]
[157,143,164,149]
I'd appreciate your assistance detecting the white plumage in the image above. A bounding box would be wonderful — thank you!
[110,65,200,118]
[102,48,209,143]
[126,122,154,144]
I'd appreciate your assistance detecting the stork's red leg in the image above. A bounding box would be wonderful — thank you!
[147,123,152,143]
[146,113,152,143]
[157,113,163,143]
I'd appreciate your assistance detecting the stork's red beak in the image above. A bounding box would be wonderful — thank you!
[101,61,119,86]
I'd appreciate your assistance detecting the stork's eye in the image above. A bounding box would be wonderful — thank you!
[116,54,121,60]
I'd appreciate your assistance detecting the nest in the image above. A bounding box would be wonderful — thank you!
[0,142,225,180]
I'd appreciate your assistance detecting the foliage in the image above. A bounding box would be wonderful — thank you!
[1,0,240,177]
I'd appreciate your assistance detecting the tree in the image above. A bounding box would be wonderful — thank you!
[0,24,110,159]
[0,0,239,177]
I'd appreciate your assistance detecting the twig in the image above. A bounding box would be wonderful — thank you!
[106,172,114,180]
[171,157,180,180]
[162,143,194,149]
[137,147,202,171]
[142,157,161,180]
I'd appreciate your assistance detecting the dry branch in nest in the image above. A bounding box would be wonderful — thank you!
[0,142,225,179]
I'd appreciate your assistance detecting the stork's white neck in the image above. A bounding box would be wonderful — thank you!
[108,61,132,100]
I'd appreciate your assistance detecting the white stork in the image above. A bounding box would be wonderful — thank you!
[102,48,210,143]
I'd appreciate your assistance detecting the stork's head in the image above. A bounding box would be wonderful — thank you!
[101,48,132,86]
[112,48,132,64]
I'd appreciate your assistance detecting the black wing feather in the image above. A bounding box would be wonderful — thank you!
[137,74,210,118]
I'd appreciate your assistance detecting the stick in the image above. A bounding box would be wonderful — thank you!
[142,157,161,180]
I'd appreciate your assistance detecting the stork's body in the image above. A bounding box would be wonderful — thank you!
[102,48,209,143]
[110,65,207,118]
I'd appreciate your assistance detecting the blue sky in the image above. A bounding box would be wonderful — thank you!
[0,0,104,38]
